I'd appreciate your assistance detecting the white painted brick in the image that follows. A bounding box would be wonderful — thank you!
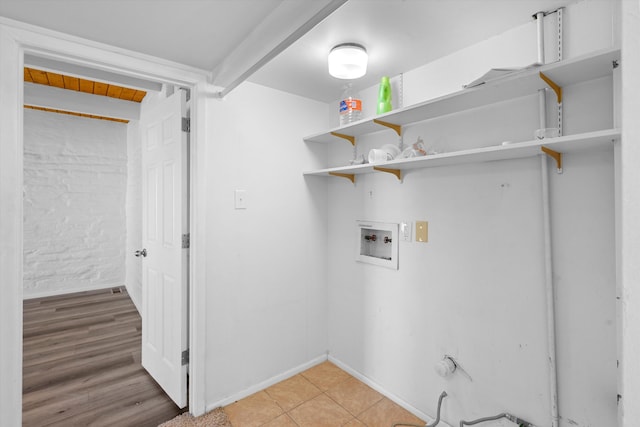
[23,109,127,297]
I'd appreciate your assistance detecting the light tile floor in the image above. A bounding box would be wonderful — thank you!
[224,362,425,427]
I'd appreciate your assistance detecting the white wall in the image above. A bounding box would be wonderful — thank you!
[204,81,330,407]
[0,2,631,426]
[619,0,640,425]
[325,2,617,427]
[125,120,142,311]
[23,109,128,298]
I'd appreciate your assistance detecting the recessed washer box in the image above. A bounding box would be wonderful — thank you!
[356,220,399,270]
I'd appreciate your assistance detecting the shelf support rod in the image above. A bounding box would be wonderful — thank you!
[373,166,402,181]
[556,7,564,136]
[373,119,402,137]
[539,72,562,104]
[330,132,355,146]
[328,172,355,183]
[541,146,563,174]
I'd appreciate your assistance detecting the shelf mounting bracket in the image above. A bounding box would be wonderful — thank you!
[373,119,402,137]
[328,172,355,183]
[330,132,356,146]
[539,72,562,104]
[541,146,563,174]
[373,166,402,181]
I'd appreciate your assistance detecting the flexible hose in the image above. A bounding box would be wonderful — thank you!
[459,413,508,427]
[392,391,448,427]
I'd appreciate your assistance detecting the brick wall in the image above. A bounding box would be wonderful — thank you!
[23,109,127,298]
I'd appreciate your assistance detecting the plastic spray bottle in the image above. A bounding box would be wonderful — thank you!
[376,76,392,114]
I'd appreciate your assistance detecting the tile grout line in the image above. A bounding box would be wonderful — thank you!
[231,362,420,427]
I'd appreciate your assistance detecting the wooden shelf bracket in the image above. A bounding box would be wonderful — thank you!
[328,172,356,183]
[539,72,563,104]
[373,119,402,137]
[541,146,563,174]
[373,166,402,181]
[330,132,356,146]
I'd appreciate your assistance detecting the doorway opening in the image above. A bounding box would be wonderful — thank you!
[21,60,192,425]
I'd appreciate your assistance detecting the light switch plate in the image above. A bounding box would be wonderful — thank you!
[416,221,428,242]
[400,221,412,242]
[234,190,247,209]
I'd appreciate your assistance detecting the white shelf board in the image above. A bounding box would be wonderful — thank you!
[303,129,620,177]
[304,47,620,144]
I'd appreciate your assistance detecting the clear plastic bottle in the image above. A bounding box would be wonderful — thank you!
[339,83,362,126]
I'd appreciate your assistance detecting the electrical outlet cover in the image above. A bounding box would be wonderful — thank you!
[416,221,428,242]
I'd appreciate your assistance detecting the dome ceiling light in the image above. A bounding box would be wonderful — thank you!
[328,43,368,79]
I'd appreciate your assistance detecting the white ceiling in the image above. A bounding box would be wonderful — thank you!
[0,0,575,102]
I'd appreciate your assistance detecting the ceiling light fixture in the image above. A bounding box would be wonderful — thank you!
[328,43,368,79]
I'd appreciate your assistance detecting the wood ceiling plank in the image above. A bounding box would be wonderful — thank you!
[46,72,65,89]
[132,91,147,103]
[29,69,49,85]
[94,82,109,96]
[24,68,34,83]
[24,67,147,106]
[63,75,80,91]
[79,79,94,94]
[106,85,123,99]
[119,87,136,101]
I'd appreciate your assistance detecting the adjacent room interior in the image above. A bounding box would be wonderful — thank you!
[21,69,190,425]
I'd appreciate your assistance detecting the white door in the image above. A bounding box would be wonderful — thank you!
[140,90,188,408]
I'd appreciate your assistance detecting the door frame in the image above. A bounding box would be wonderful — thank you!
[0,18,209,424]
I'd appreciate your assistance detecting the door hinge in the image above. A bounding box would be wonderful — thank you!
[182,233,190,249]
[182,117,190,133]
[181,349,189,366]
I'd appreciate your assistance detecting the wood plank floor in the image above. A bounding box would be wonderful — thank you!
[23,287,187,427]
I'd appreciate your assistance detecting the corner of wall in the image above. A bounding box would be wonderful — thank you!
[125,119,142,314]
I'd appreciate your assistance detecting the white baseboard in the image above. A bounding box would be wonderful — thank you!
[205,354,328,412]
[22,282,124,300]
[328,355,452,427]
[123,283,141,314]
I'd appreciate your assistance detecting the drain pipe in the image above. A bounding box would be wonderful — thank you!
[541,143,559,427]
[535,10,560,427]
[459,412,535,427]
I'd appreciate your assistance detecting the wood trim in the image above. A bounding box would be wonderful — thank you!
[24,105,130,123]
